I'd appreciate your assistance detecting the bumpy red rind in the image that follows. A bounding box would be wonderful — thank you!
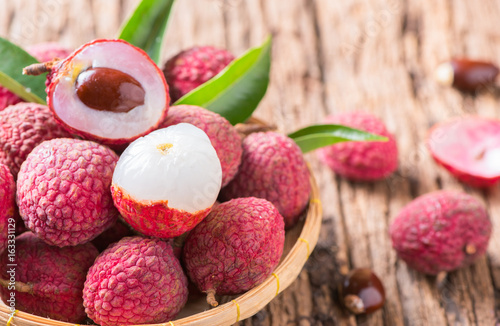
[83,236,188,326]
[390,190,492,275]
[0,232,99,322]
[0,163,15,253]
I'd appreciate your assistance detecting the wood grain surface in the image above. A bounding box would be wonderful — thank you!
[1,0,499,325]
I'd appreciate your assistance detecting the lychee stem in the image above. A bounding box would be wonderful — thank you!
[465,244,477,255]
[23,58,61,76]
[206,289,219,307]
[0,278,34,294]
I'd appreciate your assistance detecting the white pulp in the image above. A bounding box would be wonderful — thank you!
[112,123,222,213]
[51,41,167,140]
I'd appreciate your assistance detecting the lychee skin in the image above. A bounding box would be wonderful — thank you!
[0,163,15,253]
[111,185,212,239]
[163,46,234,102]
[221,132,310,229]
[0,102,73,177]
[183,197,285,297]
[0,232,99,323]
[83,236,188,326]
[26,42,72,62]
[17,138,119,247]
[160,105,242,186]
[0,87,23,111]
[390,190,492,275]
[316,111,398,181]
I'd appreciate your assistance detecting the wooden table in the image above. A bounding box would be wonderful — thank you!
[1,0,499,325]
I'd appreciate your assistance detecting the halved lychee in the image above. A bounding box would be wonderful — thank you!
[427,116,500,187]
[111,123,222,238]
[32,39,169,146]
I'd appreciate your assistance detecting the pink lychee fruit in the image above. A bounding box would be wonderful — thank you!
[160,105,242,186]
[91,219,134,252]
[163,46,234,102]
[111,123,222,239]
[17,138,119,247]
[0,102,73,177]
[390,190,492,275]
[83,236,188,326]
[40,39,169,146]
[0,232,99,322]
[427,116,500,187]
[221,131,310,229]
[183,197,285,307]
[0,87,23,112]
[0,163,15,253]
[26,42,72,62]
[316,111,398,181]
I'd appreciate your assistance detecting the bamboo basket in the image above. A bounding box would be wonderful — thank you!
[0,120,323,326]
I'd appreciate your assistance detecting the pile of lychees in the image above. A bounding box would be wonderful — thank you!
[0,40,311,325]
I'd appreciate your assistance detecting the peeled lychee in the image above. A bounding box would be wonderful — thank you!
[83,236,188,326]
[160,105,242,186]
[17,138,119,247]
[0,232,99,322]
[221,131,310,228]
[163,46,234,102]
[0,102,72,177]
[0,163,15,253]
[316,111,398,181]
[27,42,72,62]
[427,116,500,187]
[390,190,492,275]
[111,123,222,238]
[37,39,169,146]
[0,87,23,111]
[183,197,285,306]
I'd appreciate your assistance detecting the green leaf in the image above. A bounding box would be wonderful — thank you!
[117,0,175,65]
[288,124,388,153]
[174,36,272,125]
[0,37,46,103]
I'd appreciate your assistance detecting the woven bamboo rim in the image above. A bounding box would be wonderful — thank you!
[0,120,323,326]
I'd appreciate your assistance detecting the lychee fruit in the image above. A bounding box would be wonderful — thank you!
[0,87,23,112]
[111,123,222,239]
[427,116,500,187]
[26,42,72,62]
[390,190,492,275]
[316,111,398,181]
[183,197,285,307]
[163,46,234,102]
[26,39,169,146]
[17,138,119,247]
[91,219,134,252]
[221,131,310,229]
[0,163,15,253]
[0,232,99,322]
[160,105,242,186]
[0,102,73,177]
[83,236,188,326]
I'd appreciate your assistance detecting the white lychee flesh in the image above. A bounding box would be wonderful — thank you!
[51,41,167,140]
[112,123,222,212]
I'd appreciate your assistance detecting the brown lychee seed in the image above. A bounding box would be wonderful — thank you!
[25,39,169,146]
[340,268,385,315]
[83,236,188,326]
[0,232,99,323]
[435,58,499,93]
[183,197,285,307]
